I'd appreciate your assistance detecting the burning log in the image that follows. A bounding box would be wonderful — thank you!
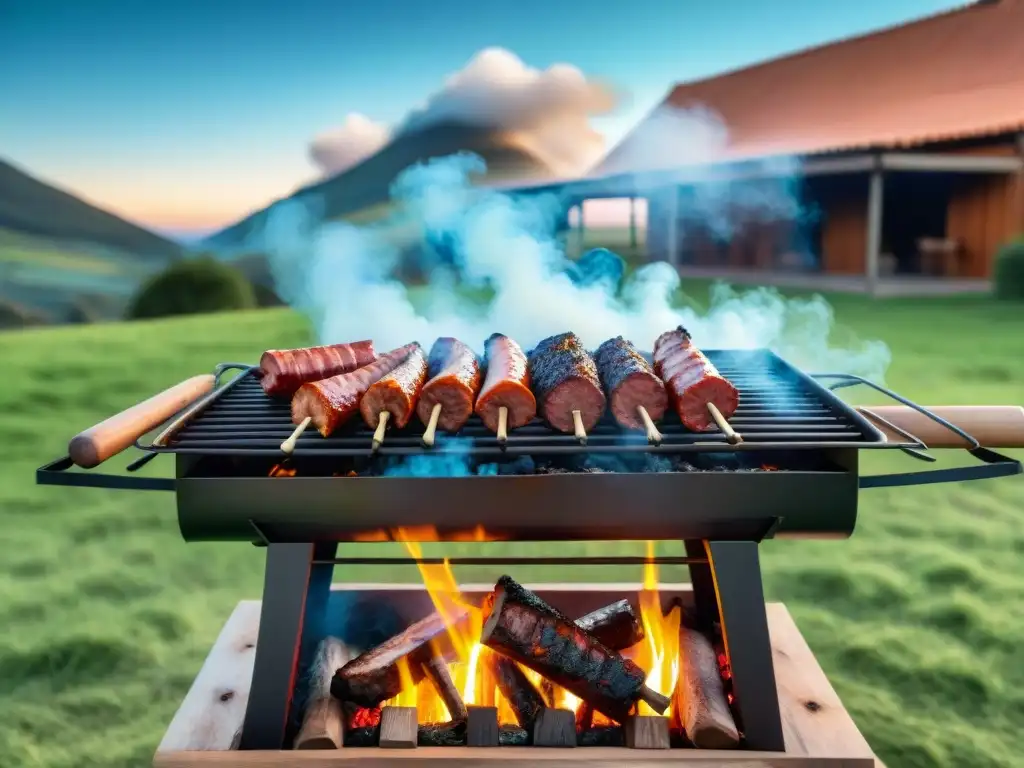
[575,702,594,732]
[421,655,468,722]
[331,607,470,707]
[624,715,671,750]
[533,707,576,747]
[674,624,740,749]
[294,636,351,749]
[480,576,670,723]
[467,706,500,747]
[417,720,466,747]
[489,655,546,730]
[379,706,417,749]
[575,599,645,650]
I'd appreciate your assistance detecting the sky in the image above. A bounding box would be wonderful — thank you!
[0,0,964,240]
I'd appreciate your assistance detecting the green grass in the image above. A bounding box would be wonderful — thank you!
[1,293,1023,768]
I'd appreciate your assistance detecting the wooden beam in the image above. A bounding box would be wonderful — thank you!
[629,197,637,249]
[880,152,1023,174]
[865,167,884,296]
[665,188,680,267]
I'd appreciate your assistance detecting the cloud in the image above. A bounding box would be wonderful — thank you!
[308,48,619,177]
[308,113,392,176]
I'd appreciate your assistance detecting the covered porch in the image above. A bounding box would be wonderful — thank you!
[506,149,1022,296]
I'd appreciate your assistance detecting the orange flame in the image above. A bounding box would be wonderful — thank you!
[268,463,296,477]
[634,541,682,716]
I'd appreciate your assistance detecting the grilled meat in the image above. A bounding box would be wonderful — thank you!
[474,333,537,433]
[360,344,428,430]
[594,336,668,429]
[260,341,376,398]
[291,343,418,437]
[416,338,482,433]
[653,327,738,431]
[528,332,607,433]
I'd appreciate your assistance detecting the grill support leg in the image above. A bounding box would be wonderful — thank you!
[685,539,786,752]
[238,541,337,750]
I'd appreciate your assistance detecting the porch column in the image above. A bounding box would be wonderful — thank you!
[666,187,680,267]
[865,167,884,296]
[629,196,637,249]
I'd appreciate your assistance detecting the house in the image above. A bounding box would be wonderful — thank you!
[494,0,1024,295]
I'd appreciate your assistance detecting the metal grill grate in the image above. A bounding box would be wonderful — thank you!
[149,349,886,457]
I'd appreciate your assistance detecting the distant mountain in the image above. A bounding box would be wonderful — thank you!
[206,122,557,249]
[0,158,183,260]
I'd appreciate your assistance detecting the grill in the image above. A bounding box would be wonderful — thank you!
[35,347,1021,757]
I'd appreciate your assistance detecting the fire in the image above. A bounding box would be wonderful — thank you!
[380,528,684,728]
[634,541,682,716]
[268,463,296,477]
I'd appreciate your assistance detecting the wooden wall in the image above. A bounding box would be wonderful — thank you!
[820,196,868,275]
[947,173,1023,277]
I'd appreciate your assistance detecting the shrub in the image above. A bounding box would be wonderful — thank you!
[126,256,256,320]
[993,238,1024,301]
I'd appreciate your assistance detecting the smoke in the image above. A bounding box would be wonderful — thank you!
[308,48,618,177]
[254,103,890,389]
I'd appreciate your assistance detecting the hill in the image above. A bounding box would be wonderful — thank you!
[0,158,183,260]
[2,288,1023,767]
[206,122,556,249]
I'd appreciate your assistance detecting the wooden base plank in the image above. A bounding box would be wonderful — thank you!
[155,585,883,768]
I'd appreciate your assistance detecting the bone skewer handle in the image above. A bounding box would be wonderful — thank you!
[422,403,442,448]
[572,409,587,445]
[637,406,662,446]
[497,406,509,444]
[707,402,742,445]
[281,416,311,454]
[372,410,390,452]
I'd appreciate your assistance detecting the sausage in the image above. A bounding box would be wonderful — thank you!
[291,343,418,437]
[359,344,428,429]
[652,326,738,431]
[527,332,607,433]
[594,336,668,429]
[416,338,483,433]
[260,341,376,397]
[474,334,537,433]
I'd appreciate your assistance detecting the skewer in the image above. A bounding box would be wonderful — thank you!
[421,403,442,448]
[281,416,311,454]
[636,406,662,446]
[496,406,509,445]
[706,402,742,445]
[572,409,587,445]
[371,410,390,453]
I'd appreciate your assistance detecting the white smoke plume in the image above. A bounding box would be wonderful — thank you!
[307,48,618,177]
[254,150,890,383]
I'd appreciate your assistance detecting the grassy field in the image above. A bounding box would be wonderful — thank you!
[1,287,1023,768]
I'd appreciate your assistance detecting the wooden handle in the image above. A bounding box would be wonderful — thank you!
[68,374,215,468]
[858,405,1024,449]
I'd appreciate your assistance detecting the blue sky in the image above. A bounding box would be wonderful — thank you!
[0,0,962,238]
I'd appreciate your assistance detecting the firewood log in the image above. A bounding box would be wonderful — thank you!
[674,624,740,748]
[331,607,471,708]
[379,706,417,749]
[294,636,351,749]
[488,655,547,730]
[575,599,645,650]
[421,654,468,722]
[480,575,670,723]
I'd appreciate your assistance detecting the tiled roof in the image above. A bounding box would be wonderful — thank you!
[593,0,1024,175]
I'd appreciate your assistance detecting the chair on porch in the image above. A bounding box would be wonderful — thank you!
[916,237,964,276]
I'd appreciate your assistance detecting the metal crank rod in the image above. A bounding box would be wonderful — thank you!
[810,372,1023,488]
